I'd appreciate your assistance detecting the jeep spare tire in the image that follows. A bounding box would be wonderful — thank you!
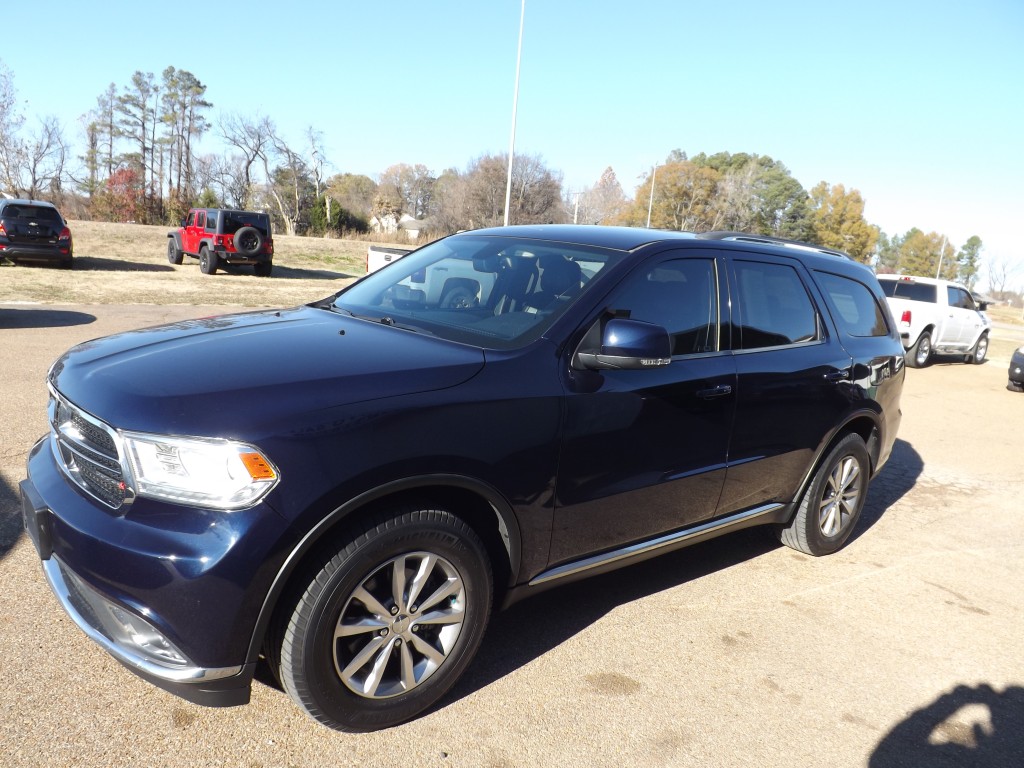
[234,226,264,256]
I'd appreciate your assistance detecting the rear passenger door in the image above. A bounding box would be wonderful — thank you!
[717,253,854,515]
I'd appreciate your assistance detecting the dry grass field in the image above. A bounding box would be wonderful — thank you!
[0,220,394,307]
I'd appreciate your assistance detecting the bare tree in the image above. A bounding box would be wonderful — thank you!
[220,113,274,209]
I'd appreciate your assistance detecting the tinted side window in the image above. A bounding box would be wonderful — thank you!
[205,211,219,232]
[815,272,890,337]
[734,261,818,349]
[609,258,718,355]
[185,211,196,227]
[948,286,976,310]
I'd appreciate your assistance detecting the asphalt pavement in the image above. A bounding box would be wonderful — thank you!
[1,304,1021,768]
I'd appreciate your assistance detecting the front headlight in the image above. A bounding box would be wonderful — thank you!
[121,432,279,510]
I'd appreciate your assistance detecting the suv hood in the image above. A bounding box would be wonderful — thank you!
[48,306,485,436]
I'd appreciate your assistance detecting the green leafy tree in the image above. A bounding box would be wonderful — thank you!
[884,229,949,275]
[957,236,983,289]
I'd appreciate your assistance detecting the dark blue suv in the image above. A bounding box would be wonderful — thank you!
[21,225,904,731]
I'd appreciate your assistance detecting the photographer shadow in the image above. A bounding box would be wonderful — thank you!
[870,684,1024,767]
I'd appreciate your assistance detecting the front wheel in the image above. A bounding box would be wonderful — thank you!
[906,332,931,368]
[199,246,218,275]
[969,333,988,365]
[779,433,870,556]
[277,508,493,732]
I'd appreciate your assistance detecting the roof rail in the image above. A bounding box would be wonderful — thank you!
[697,231,852,260]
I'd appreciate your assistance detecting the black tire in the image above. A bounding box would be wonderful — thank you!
[969,333,989,365]
[905,332,931,368]
[1008,380,1024,393]
[167,239,184,265]
[59,256,73,270]
[234,226,264,256]
[440,285,478,309]
[199,246,218,275]
[254,260,273,277]
[277,508,493,732]
[779,433,870,556]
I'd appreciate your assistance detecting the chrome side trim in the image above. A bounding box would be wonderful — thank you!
[42,557,242,684]
[529,503,784,587]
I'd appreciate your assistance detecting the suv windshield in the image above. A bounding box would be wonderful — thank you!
[334,235,621,349]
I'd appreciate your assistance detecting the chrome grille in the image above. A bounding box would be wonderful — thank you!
[49,390,130,509]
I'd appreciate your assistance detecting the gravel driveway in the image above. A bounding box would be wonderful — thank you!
[1,304,1021,768]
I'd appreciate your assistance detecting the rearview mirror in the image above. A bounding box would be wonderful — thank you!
[576,318,671,370]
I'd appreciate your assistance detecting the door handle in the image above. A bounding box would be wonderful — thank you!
[823,368,851,383]
[696,384,733,399]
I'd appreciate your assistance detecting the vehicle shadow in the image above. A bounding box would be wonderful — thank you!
[870,684,1024,767]
[448,526,778,708]
[851,437,923,544]
[0,307,96,329]
[216,263,358,281]
[72,256,176,273]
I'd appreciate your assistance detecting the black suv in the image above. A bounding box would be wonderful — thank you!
[168,207,274,276]
[22,225,904,732]
[0,198,73,269]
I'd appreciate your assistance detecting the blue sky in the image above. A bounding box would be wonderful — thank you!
[3,1,1022,287]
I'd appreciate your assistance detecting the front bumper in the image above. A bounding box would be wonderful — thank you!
[21,435,289,707]
[1009,349,1024,386]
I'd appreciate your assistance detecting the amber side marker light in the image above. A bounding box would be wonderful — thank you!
[241,452,277,480]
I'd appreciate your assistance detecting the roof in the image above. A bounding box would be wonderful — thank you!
[462,224,698,251]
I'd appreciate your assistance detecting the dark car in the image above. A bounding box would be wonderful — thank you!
[0,198,73,269]
[1009,346,1024,391]
[22,226,904,731]
[167,207,274,276]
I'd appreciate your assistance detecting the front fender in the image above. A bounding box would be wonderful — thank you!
[244,473,523,665]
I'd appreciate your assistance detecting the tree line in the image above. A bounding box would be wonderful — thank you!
[0,59,991,290]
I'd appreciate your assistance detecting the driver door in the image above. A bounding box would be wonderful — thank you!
[550,254,736,566]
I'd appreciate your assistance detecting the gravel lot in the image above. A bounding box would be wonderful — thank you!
[1,303,1021,768]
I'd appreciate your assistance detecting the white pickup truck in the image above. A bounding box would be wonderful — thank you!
[877,274,991,368]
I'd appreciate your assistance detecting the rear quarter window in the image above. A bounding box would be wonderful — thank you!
[815,272,890,337]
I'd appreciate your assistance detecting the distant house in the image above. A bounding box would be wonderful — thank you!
[369,213,430,242]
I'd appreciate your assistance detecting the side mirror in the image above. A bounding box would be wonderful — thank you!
[576,318,671,370]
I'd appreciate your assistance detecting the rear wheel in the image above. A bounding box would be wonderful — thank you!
[779,433,869,556]
[254,261,273,277]
[906,332,931,368]
[167,239,184,265]
[276,508,493,732]
[199,246,218,275]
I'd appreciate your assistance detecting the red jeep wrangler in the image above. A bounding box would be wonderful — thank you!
[168,208,274,276]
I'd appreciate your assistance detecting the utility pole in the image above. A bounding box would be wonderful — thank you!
[935,235,948,279]
[503,0,525,227]
[645,165,658,228]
